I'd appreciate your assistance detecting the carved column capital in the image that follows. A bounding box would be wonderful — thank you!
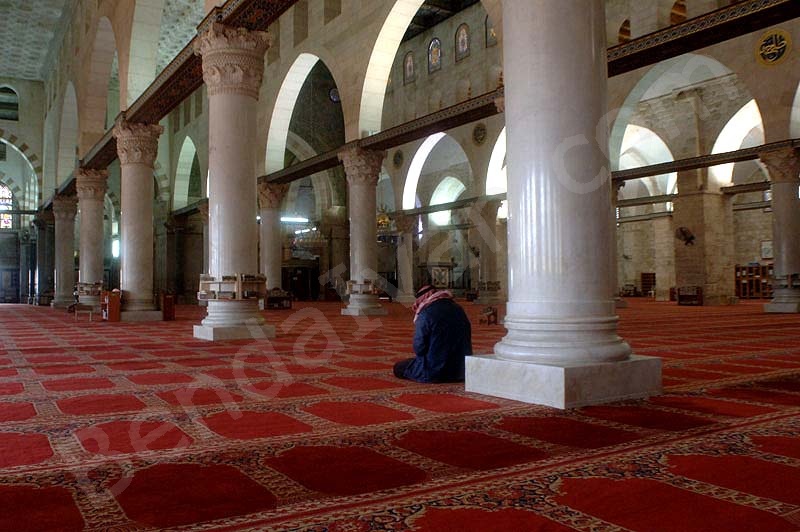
[198,200,209,224]
[394,214,416,234]
[338,146,386,187]
[194,22,271,99]
[494,96,505,114]
[760,147,800,184]
[52,195,78,221]
[76,169,108,201]
[113,121,164,166]
[257,182,288,210]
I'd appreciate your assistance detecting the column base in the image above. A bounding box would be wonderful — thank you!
[466,354,662,409]
[51,298,74,309]
[121,310,163,322]
[764,302,800,313]
[342,293,387,316]
[194,299,275,341]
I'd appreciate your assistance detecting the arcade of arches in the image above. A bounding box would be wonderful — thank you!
[0,0,800,529]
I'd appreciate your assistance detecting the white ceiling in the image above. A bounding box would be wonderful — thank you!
[156,0,206,74]
[0,0,70,80]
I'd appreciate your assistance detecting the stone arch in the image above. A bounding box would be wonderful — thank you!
[83,17,118,150]
[264,52,347,174]
[0,133,42,203]
[283,132,333,220]
[126,0,166,106]
[153,161,170,203]
[174,136,198,210]
[403,132,472,211]
[709,99,765,187]
[357,0,502,137]
[791,81,800,139]
[619,125,678,198]
[429,176,467,226]
[57,82,79,186]
[609,53,737,171]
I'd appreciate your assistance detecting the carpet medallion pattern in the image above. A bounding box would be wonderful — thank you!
[0,300,797,530]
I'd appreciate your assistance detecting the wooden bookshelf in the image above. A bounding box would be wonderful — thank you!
[197,274,267,301]
[735,264,773,299]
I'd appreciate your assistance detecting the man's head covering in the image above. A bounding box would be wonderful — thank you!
[415,285,436,299]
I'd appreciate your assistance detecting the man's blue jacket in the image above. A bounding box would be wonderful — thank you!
[403,298,472,383]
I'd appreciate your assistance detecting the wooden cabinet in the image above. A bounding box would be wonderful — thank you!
[641,272,656,296]
[101,290,121,322]
[197,274,267,301]
[735,264,773,299]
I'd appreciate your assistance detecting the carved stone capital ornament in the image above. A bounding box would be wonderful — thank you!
[394,214,416,234]
[52,195,77,221]
[113,121,164,166]
[198,200,209,224]
[194,23,271,99]
[338,147,386,187]
[258,182,288,210]
[76,169,108,201]
[760,147,800,184]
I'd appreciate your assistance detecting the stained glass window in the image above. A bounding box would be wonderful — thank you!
[403,52,416,85]
[428,38,442,74]
[0,184,12,229]
[455,24,470,62]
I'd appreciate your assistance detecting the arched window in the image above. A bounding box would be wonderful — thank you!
[619,19,631,44]
[428,38,442,74]
[0,87,19,121]
[670,0,687,25]
[455,24,470,62]
[0,184,13,229]
[485,16,498,47]
[403,52,416,85]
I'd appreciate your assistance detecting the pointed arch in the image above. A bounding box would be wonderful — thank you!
[84,17,118,149]
[174,136,198,210]
[357,0,501,137]
[710,99,765,187]
[57,83,79,186]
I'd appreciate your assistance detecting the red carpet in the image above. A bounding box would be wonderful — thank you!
[0,299,798,529]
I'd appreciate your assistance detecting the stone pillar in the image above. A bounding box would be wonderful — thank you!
[394,214,416,304]
[51,195,78,308]
[76,169,108,306]
[466,0,660,409]
[497,218,508,300]
[193,23,274,340]
[612,183,628,308]
[33,212,55,304]
[113,121,163,319]
[19,231,34,304]
[338,146,388,316]
[652,215,676,302]
[472,200,503,304]
[761,148,800,313]
[258,182,288,289]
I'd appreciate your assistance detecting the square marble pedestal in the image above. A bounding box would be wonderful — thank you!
[765,302,800,313]
[193,324,276,341]
[466,355,662,409]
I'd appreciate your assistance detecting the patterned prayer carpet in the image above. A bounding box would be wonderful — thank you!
[0,299,798,531]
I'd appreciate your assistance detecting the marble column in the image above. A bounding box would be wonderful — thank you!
[19,231,34,304]
[612,183,628,308]
[466,0,660,409]
[497,218,508,300]
[113,121,163,319]
[193,23,274,340]
[33,213,54,304]
[653,215,676,302]
[761,147,800,313]
[51,195,78,308]
[258,182,288,290]
[76,169,107,306]
[394,214,416,304]
[339,146,387,316]
[472,200,503,304]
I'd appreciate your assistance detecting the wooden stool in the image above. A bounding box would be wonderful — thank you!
[74,304,94,322]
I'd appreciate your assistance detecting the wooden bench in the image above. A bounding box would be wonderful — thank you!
[479,306,498,325]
